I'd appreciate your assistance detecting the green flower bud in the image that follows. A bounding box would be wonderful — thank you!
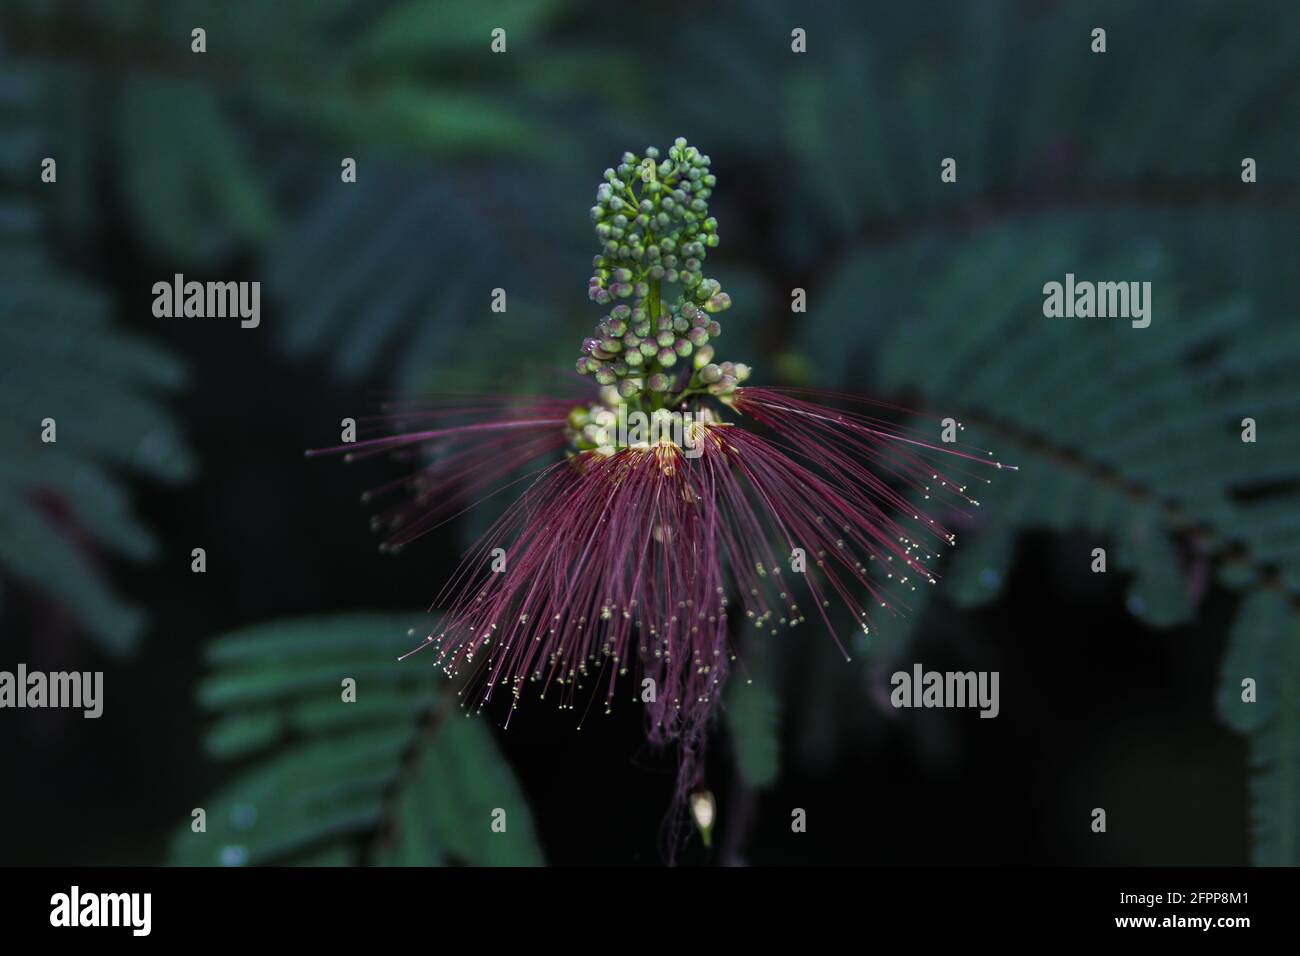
[699,363,722,384]
[693,345,715,368]
[647,372,671,392]
[657,348,677,367]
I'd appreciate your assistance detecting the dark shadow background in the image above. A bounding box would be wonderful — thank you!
[2,0,1295,866]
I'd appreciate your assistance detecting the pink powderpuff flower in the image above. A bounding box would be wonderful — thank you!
[310,139,1010,830]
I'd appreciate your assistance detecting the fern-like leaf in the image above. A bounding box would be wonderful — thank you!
[169,613,543,866]
[0,60,193,653]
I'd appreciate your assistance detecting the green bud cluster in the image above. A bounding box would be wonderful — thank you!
[564,403,620,453]
[577,138,735,402]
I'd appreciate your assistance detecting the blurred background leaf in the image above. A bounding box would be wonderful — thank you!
[650,0,1300,862]
[2,0,599,257]
[170,613,543,866]
[0,59,193,653]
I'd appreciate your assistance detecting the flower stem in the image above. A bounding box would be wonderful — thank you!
[669,384,704,408]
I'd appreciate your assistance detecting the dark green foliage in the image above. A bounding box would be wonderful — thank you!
[0,62,192,653]
[267,162,593,392]
[169,613,543,866]
[1,0,581,261]
[1218,591,1299,865]
[660,0,1300,860]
